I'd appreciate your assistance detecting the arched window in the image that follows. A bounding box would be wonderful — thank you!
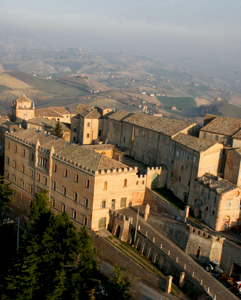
[104,181,107,190]
[85,179,89,188]
[136,181,139,185]
[124,179,127,187]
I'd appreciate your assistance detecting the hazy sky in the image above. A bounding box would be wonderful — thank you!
[0,0,240,65]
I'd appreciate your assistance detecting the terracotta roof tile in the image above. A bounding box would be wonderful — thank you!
[198,173,237,195]
[173,133,219,152]
[123,113,194,136]
[201,116,241,136]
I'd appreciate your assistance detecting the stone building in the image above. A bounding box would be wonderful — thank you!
[4,129,146,231]
[12,94,35,122]
[166,133,223,204]
[25,117,71,142]
[193,173,241,231]
[35,106,71,124]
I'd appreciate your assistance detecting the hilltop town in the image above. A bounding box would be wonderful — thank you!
[1,94,241,299]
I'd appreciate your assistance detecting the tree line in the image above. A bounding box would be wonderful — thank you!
[0,179,135,300]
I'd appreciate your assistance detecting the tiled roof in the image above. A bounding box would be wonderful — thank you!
[81,108,101,119]
[16,94,33,103]
[108,110,132,121]
[72,103,94,115]
[232,129,241,139]
[197,173,237,195]
[0,117,13,132]
[173,133,219,152]
[201,116,241,136]
[123,113,194,136]
[27,117,70,131]
[35,108,63,118]
[7,129,128,172]
[48,106,70,115]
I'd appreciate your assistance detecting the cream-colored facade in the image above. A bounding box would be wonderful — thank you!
[192,174,241,231]
[12,95,35,122]
[4,129,146,231]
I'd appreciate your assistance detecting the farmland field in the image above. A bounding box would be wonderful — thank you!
[156,96,196,110]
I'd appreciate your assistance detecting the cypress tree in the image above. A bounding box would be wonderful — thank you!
[53,120,63,138]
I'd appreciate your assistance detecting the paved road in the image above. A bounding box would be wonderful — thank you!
[119,207,238,300]
[102,261,171,300]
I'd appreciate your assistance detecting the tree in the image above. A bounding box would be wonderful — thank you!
[0,175,15,217]
[107,265,135,300]
[53,120,63,138]
[6,191,101,300]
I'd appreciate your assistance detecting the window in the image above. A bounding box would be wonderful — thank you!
[181,166,183,170]
[22,149,25,157]
[37,173,40,181]
[13,161,16,168]
[5,157,9,165]
[203,133,207,139]
[7,142,10,149]
[171,172,173,177]
[75,174,79,183]
[98,130,102,136]
[73,128,77,132]
[44,177,47,185]
[124,179,127,187]
[85,179,89,188]
[188,181,190,187]
[87,122,90,127]
[14,145,17,153]
[85,198,89,208]
[5,172,9,180]
[53,164,57,172]
[29,185,33,194]
[64,169,67,178]
[31,153,34,161]
[21,165,25,173]
[73,192,77,202]
[51,197,55,207]
[102,200,106,209]
[61,204,65,212]
[142,180,145,185]
[206,206,209,211]
[123,137,125,142]
[63,187,66,196]
[212,211,215,215]
[30,169,34,178]
[73,210,77,220]
[136,181,139,185]
[215,135,219,141]
[104,181,107,189]
[87,133,90,138]
[193,156,196,163]
[120,197,127,208]
[21,180,24,188]
[179,177,181,182]
[214,196,217,204]
[228,200,231,210]
[52,181,56,190]
[12,175,16,183]
[83,216,87,226]
[176,150,179,156]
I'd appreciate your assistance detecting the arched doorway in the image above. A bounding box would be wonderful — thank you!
[223,216,230,229]
[115,225,121,238]
[195,246,201,258]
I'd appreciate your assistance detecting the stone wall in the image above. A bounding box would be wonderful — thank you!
[133,229,212,300]
[220,240,241,279]
[144,188,185,221]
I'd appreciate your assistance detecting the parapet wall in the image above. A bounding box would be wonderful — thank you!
[144,187,185,220]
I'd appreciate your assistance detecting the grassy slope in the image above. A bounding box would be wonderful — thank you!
[0,72,31,89]
[156,96,196,109]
